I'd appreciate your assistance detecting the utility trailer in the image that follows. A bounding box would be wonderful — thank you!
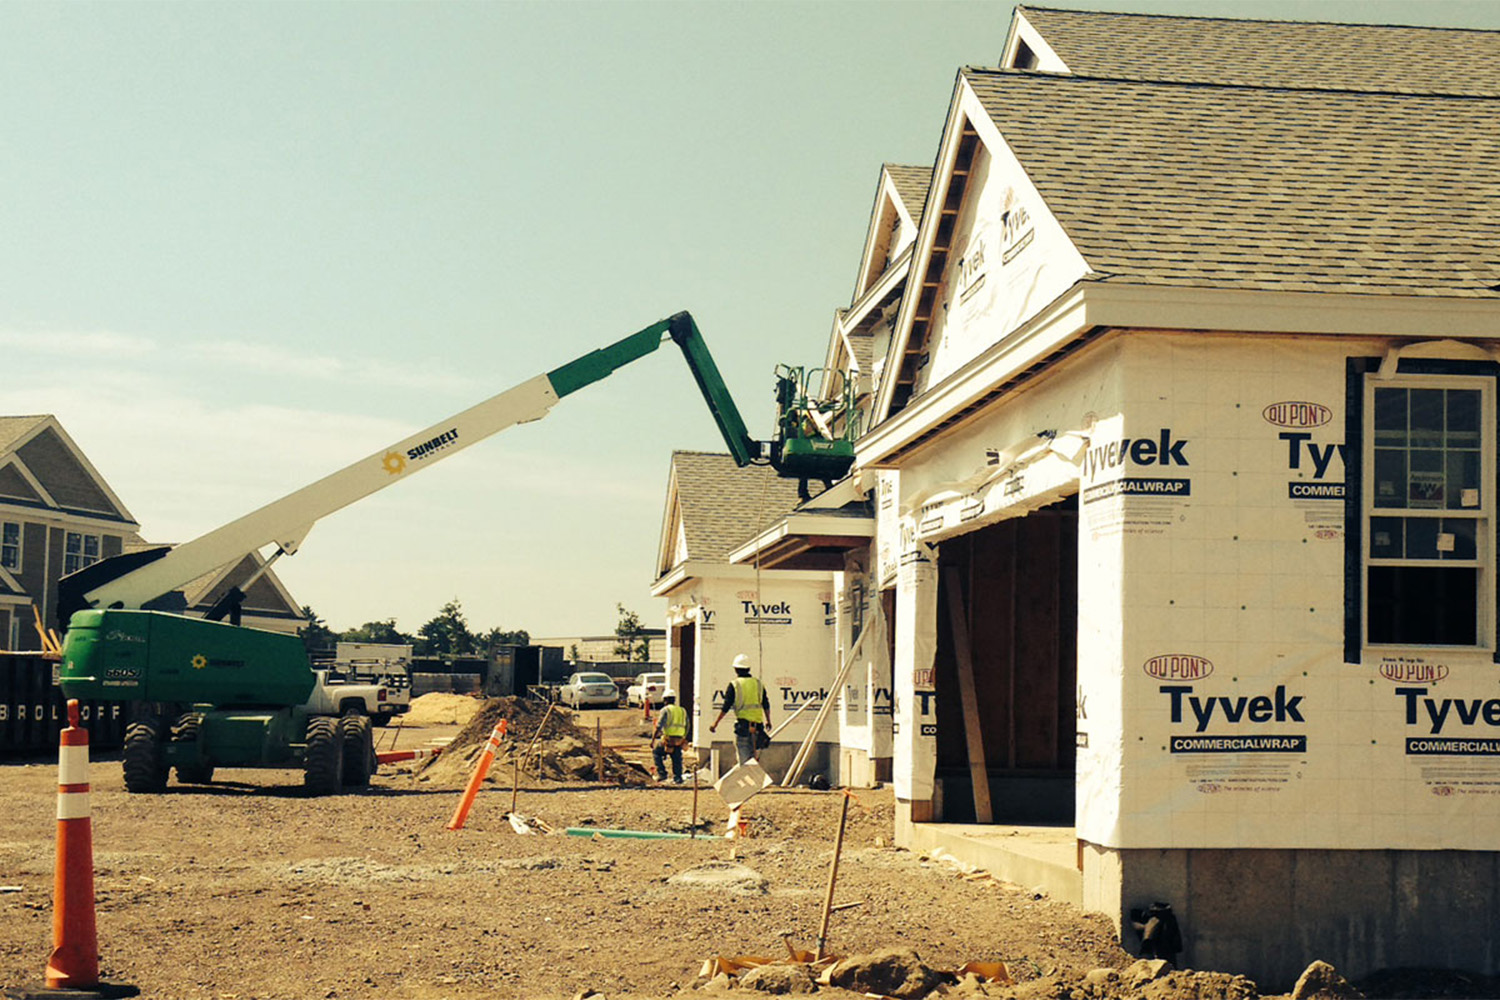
[58,312,856,794]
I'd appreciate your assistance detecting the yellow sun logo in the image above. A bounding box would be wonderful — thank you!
[191,654,208,670]
[381,452,407,476]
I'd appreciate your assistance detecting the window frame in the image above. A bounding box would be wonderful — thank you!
[0,521,19,572]
[1346,358,1500,659]
[63,530,101,576]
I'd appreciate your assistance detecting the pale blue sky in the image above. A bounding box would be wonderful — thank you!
[3,1,1497,638]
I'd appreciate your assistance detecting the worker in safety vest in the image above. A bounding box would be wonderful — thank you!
[709,653,772,765]
[651,691,689,784]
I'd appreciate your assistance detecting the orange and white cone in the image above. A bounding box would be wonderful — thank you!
[46,699,99,990]
[446,720,506,831]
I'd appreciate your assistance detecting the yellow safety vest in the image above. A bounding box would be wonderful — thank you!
[732,675,766,724]
[660,704,688,738]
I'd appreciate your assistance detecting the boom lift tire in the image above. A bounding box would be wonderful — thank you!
[339,714,375,788]
[303,716,345,796]
[171,711,216,785]
[123,716,169,793]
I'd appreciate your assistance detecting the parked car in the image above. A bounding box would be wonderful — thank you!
[559,672,621,708]
[625,672,667,709]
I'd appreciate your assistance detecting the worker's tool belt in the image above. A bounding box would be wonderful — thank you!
[661,735,686,750]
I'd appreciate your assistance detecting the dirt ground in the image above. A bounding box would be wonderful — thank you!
[0,699,1485,1000]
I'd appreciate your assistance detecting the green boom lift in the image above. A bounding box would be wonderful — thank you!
[58,312,856,795]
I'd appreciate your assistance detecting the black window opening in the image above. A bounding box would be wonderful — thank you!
[1346,359,1498,658]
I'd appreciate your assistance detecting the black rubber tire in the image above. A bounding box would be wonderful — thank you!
[370,714,392,728]
[170,712,215,785]
[122,717,168,793]
[340,701,364,717]
[339,714,374,787]
[303,716,344,796]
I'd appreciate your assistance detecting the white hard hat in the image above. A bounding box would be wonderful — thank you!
[663,689,678,700]
[732,653,752,672]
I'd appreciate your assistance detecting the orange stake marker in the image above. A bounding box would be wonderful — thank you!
[447,721,506,831]
[46,700,99,989]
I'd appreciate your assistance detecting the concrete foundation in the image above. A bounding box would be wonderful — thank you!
[895,803,1500,992]
[1085,843,1500,992]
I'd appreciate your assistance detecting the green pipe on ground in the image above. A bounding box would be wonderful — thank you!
[564,827,693,840]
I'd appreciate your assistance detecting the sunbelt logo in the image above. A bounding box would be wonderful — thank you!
[1081,429,1189,481]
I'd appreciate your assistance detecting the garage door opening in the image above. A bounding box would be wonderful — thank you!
[932,494,1078,824]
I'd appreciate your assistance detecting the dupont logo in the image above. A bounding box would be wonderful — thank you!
[1380,661,1449,684]
[1263,402,1332,429]
[1143,654,1214,681]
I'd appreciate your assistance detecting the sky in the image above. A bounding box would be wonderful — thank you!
[3,0,1498,640]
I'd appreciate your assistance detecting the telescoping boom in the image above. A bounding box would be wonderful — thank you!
[59,312,854,625]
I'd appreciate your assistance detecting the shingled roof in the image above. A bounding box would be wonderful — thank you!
[666,452,810,564]
[885,164,934,221]
[1016,5,1500,96]
[965,67,1500,298]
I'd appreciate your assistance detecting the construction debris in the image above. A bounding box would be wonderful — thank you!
[414,696,652,786]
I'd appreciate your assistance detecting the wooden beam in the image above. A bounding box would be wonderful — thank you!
[944,566,993,823]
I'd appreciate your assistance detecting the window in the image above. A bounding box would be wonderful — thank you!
[1,522,18,571]
[1362,376,1494,647]
[64,531,100,575]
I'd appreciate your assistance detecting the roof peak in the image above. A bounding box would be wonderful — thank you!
[963,63,1500,103]
[1018,5,1500,36]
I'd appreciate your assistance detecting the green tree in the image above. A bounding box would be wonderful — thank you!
[416,599,476,657]
[297,605,338,657]
[481,626,529,653]
[340,618,414,646]
[614,603,650,663]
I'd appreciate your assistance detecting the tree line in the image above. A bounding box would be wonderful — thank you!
[297,598,528,658]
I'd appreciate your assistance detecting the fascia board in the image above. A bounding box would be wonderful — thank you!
[860,281,1091,467]
[654,460,683,581]
[3,459,58,509]
[727,513,875,567]
[652,559,822,597]
[858,279,1500,468]
[853,170,900,303]
[259,562,303,616]
[1002,11,1071,72]
[1088,282,1500,339]
[842,250,911,338]
[872,73,970,426]
[0,499,142,532]
[824,310,849,378]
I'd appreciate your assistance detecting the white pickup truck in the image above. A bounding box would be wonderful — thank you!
[303,667,411,726]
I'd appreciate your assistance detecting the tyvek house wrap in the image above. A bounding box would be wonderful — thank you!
[669,578,836,751]
[1080,334,1500,851]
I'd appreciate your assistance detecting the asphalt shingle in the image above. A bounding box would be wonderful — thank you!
[1018,5,1500,97]
[965,68,1500,298]
[669,452,809,563]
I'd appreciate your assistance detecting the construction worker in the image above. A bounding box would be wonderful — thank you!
[651,691,689,784]
[708,653,771,765]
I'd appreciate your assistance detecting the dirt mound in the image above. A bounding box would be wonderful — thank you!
[415,696,652,786]
[404,691,483,726]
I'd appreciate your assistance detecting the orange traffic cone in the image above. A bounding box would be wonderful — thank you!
[9,699,138,998]
[446,720,506,831]
[47,699,99,990]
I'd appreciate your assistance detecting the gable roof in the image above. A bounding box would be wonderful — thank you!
[885,164,934,220]
[965,67,1500,299]
[656,452,809,577]
[1013,6,1500,96]
[0,415,138,524]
